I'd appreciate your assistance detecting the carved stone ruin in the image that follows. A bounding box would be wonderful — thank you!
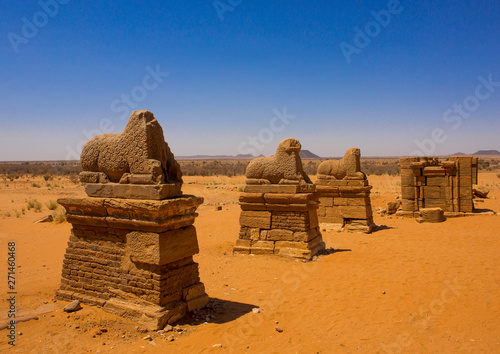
[233,138,325,260]
[315,148,374,233]
[399,156,478,216]
[55,110,208,330]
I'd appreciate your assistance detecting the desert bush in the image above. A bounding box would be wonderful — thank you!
[4,212,11,217]
[27,199,42,212]
[497,173,500,179]
[16,211,21,218]
[52,210,67,224]
[31,183,41,188]
[47,200,59,210]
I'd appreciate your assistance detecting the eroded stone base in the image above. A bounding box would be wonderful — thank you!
[315,180,374,234]
[234,190,325,260]
[55,196,207,330]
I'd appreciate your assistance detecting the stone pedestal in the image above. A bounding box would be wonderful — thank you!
[315,178,374,233]
[55,195,208,330]
[233,185,325,260]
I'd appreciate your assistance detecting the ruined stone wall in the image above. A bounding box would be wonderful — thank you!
[399,156,478,213]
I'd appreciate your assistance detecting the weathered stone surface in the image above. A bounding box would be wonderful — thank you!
[56,194,207,330]
[103,297,187,330]
[386,201,400,215]
[80,110,182,188]
[263,193,315,204]
[419,207,446,223]
[244,184,314,194]
[239,211,272,229]
[126,227,199,266]
[85,183,182,200]
[473,185,489,198]
[317,148,366,180]
[63,300,82,313]
[239,193,265,203]
[267,229,294,241]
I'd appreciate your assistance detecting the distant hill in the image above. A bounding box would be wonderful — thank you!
[299,150,321,159]
[472,150,500,156]
[450,152,467,156]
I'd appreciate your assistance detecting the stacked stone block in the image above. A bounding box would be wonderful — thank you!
[399,156,478,214]
[315,179,374,233]
[234,186,325,260]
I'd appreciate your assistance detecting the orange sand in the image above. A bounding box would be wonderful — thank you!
[1,173,499,353]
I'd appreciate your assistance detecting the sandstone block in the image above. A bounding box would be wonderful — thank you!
[339,205,372,219]
[239,202,267,211]
[239,211,272,229]
[419,208,446,223]
[127,227,200,266]
[239,193,265,203]
[267,229,294,241]
[399,157,421,168]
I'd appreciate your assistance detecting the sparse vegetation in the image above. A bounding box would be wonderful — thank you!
[52,210,67,224]
[27,199,42,212]
[31,183,41,188]
[47,200,59,210]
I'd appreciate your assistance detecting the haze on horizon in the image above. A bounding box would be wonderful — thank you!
[1,1,499,162]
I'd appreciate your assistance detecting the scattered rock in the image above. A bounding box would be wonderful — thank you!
[473,185,489,198]
[164,325,173,332]
[386,201,400,215]
[213,344,223,348]
[148,341,157,346]
[252,308,260,314]
[419,208,446,223]
[137,327,148,333]
[166,335,175,342]
[34,215,53,224]
[214,205,222,211]
[63,300,81,313]
[174,325,183,332]
[143,335,152,341]
[275,327,283,333]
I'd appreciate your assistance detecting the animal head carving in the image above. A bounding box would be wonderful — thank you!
[279,138,302,154]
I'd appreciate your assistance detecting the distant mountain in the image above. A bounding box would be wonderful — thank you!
[450,152,466,156]
[299,150,321,159]
[472,150,500,156]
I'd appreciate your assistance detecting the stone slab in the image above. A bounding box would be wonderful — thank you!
[244,184,315,194]
[85,183,182,200]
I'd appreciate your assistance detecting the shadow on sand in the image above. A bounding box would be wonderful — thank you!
[177,298,257,326]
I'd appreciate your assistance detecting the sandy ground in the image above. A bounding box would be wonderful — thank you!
[0,173,500,353]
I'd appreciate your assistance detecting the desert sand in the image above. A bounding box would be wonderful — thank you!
[1,173,500,353]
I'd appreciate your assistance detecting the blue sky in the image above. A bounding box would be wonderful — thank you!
[1,0,499,160]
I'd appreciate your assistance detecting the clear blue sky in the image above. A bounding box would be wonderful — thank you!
[1,0,499,161]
